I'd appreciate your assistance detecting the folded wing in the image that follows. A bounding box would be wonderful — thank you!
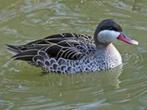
[7,33,94,62]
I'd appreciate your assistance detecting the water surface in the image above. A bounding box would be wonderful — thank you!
[0,0,147,110]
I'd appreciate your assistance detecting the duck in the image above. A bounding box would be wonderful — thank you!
[7,19,138,73]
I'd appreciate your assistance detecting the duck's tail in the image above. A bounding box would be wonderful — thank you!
[6,44,37,61]
[6,44,21,55]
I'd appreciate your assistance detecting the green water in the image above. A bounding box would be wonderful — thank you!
[0,0,147,110]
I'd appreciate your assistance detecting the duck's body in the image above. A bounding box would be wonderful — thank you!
[7,19,138,73]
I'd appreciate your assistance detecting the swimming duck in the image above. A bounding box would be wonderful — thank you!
[7,19,138,73]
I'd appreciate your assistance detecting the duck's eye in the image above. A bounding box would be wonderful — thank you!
[107,27,118,31]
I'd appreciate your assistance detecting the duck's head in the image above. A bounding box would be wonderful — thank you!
[94,19,138,47]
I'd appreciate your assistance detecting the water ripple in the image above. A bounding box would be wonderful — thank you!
[0,100,14,110]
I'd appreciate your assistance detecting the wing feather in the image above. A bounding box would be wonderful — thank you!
[7,33,94,62]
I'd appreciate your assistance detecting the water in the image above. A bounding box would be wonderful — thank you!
[0,0,147,110]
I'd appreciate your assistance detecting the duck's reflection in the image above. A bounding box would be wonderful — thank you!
[46,64,122,88]
[95,65,122,89]
[44,65,123,103]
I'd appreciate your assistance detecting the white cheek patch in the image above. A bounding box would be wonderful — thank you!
[98,30,120,43]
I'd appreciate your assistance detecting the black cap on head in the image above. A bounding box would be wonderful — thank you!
[95,19,122,33]
[94,19,122,46]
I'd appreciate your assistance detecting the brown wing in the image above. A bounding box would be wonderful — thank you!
[7,33,94,61]
[27,33,93,45]
[10,43,83,61]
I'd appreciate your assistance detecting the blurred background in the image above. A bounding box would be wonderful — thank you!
[0,0,147,110]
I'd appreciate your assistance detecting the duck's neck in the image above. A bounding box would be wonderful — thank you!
[95,43,122,67]
[96,43,120,54]
[95,42,113,50]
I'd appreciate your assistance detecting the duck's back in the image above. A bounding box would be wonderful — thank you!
[7,33,98,73]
